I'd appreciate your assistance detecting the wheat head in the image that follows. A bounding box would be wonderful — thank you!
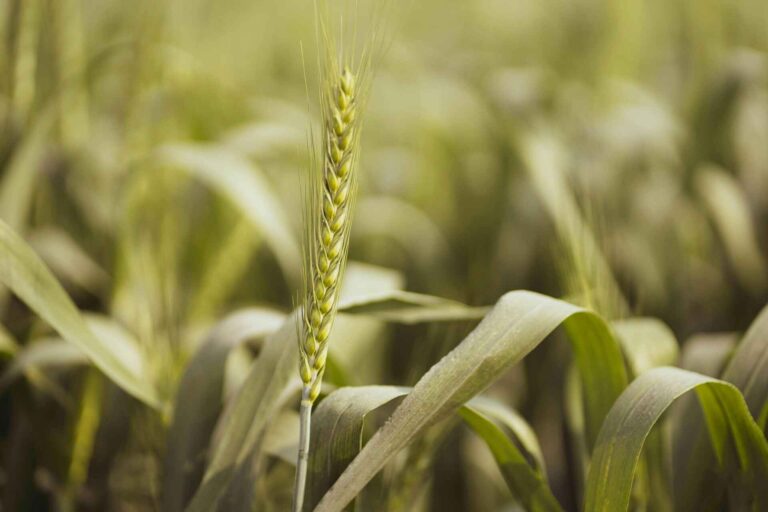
[299,65,360,404]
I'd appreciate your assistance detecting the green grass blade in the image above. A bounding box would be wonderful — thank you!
[163,308,285,512]
[185,285,489,510]
[186,312,300,512]
[338,290,488,323]
[674,305,768,510]
[611,318,678,511]
[0,338,86,391]
[158,143,301,286]
[696,166,768,293]
[0,323,18,357]
[612,318,678,376]
[585,366,768,512]
[314,290,627,512]
[0,218,159,407]
[305,385,560,512]
[459,403,562,512]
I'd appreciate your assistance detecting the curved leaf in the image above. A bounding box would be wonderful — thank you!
[306,386,559,512]
[158,143,301,286]
[314,290,627,511]
[163,308,285,512]
[186,279,479,510]
[585,367,768,512]
[0,219,159,407]
[186,312,300,512]
[612,317,678,376]
[0,338,86,391]
[459,403,561,512]
[674,304,768,509]
[696,165,767,293]
[338,290,488,324]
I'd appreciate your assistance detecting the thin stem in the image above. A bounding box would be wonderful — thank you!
[292,391,313,512]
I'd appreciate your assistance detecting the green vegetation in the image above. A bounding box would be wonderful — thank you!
[0,0,767,511]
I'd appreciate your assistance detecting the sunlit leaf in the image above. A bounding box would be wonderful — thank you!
[314,290,627,511]
[585,367,768,512]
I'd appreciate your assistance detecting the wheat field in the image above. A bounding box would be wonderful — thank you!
[0,0,767,511]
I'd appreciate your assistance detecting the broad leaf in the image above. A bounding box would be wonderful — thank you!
[585,367,768,512]
[674,304,768,510]
[306,386,559,511]
[313,290,627,511]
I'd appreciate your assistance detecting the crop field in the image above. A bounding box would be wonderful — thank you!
[0,0,767,511]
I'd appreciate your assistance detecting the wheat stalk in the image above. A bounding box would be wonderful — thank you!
[293,63,361,512]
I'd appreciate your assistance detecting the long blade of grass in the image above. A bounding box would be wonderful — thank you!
[186,312,301,512]
[696,165,767,293]
[163,308,285,512]
[306,386,559,512]
[585,366,768,512]
[0,222,159,406]
[673,304,768,509]
[314,290,627,511]
[612,318,678,376]
[186,271,468,510]
[158,143,301,286]
[611,318,679,511]
[459,403,562,512]
[338,290,488,323]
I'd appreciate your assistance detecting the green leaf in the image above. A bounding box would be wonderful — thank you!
[313,290,627,511]
[459,402,561,512]
[611,318,678,511]
[0,338,86,391]
[585,366,768,512]
[29,228,109,294]
[163,308,285,512]
[696,165,767,293]
[612,317,678,376]
[158,143,301,286]
[186,312,300,512]
[306,386,559,512]
[0,219,160,408]
[674,304,768,510]
[0,110,54,232]
[338,289,488,324]
[679,332,737,376]
[0,323,19,357]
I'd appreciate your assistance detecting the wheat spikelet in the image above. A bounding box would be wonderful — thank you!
[300,65,359,404]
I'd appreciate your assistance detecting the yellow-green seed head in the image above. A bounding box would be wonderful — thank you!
[299,64,361,405]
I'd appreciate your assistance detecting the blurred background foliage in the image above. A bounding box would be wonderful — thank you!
[0,0,767,510]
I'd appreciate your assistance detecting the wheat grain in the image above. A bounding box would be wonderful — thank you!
[300,65,359,404]
[293,64,361,512]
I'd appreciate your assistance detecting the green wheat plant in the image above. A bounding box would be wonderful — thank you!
[293,8,380,506]
[1,1,768,512]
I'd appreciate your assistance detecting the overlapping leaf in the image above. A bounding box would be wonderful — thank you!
[306,386,558,512]
[586,367,768,512]
[314,290,627,511]
[0,218,159,407]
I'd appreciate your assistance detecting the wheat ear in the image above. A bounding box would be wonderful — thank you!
[293,65,360,512]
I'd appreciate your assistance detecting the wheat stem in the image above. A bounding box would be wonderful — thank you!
[292,394,313,512]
